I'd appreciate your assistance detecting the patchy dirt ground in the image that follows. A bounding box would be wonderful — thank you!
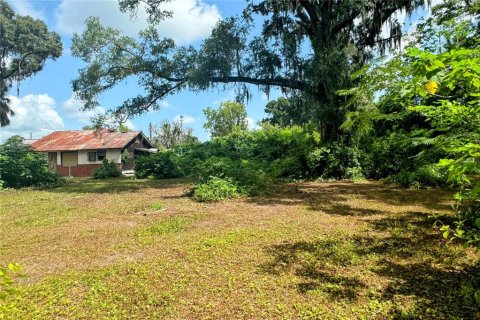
[0,179,479,319]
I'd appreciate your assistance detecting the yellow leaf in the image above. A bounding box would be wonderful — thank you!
[424,81,439,94]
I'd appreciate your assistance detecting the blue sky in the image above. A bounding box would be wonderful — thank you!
[1,0,282,141]
[0,0,433,141]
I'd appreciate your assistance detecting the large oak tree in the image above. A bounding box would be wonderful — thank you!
[71,0,428,140]
[0,0,62,126]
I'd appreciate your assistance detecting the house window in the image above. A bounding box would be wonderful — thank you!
[87,152,96,162]
[97,150,106,161]
[61,152,78,167]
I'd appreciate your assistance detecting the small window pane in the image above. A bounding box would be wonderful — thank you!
[88,152,96,162]
[97,150,106,160]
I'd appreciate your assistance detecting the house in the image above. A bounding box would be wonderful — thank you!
[31,130,155,177]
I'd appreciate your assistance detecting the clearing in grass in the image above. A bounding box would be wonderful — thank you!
[0,178,478,319]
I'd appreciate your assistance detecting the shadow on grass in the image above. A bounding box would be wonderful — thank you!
[50,177,193,194]
[261,239,366,301]
[375,260,480,319]
[249,181,453,215]
[261,208,480,318]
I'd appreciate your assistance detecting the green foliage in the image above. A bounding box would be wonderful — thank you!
[262,96,312,127]
[0,263,21,318]
[134,151,182,179]
[71,1,427,140]
[343,4,480,245]
[0,136,63,188]
[193,177,239,202]
[140,126,373,199]
[0,0,62,127]
[194,157,271,196]
[92,159,121,179]
[384,165,447,189]
[179,126,321,196]
[306,143,365,181]
[203,101,248,138]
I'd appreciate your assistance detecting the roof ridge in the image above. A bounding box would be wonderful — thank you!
[31,130,146,152]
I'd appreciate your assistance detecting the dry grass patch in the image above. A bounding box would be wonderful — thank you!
[0,179,479,319]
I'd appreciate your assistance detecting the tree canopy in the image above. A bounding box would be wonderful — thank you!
[0,0,62,126]
[154,118,195,149]
[71,0,429,140]
[203,101,248,138]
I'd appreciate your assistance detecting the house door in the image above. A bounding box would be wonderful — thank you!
[48,152,57,171]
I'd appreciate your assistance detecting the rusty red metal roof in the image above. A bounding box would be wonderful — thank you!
[31,130,147,152]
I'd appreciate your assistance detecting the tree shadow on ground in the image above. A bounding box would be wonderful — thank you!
[374,260,480,319]
[354,212,480,318]
[260,201,480,318]
[249,181,453,215]
[260,239,366,301]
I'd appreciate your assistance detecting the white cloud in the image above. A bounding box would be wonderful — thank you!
[0,94,64,140]
[54,0,221,44]
[62,95,106,124]
[160,101,172,109]
[246,117,259,131]
[7,0,46,21]
[124,119,135,130]
[61,95,135,129]
[174,115,196,124]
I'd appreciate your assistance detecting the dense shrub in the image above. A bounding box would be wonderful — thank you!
[248,125,318,178]
[307,143,364,180]
[175,126,319,180]
[92,159,121,179]
[193,157,271,195]
[193,177,239,202]
[134,151,182,179]
[0,136,62,188]
[140,126,379,200]
[384,165,448,188]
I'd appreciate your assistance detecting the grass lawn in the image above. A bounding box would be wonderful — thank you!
[0,178,479,319]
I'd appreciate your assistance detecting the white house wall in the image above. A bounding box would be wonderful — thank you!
[77,149,122,165]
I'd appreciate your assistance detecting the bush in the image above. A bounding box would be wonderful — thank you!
[307,143,364,180]
[384,165,447,188]
[134,151,183,179]
[175,126,319,181]
[92,159,120,179]
[0,136,63,188]
[193,177,239,202]
[194,157,272,195]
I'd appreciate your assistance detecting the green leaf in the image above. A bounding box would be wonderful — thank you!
[443,230,450,239]
[475,290,480,305]
[475,218,480,230]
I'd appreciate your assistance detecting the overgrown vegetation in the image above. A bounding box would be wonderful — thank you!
[126,1,480,248]
[136,125,325,199]
[0,136,62,188]
[193,177,239,202]
[134,151,182,179]
[92,159,121,179]
[340,1,480,246]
